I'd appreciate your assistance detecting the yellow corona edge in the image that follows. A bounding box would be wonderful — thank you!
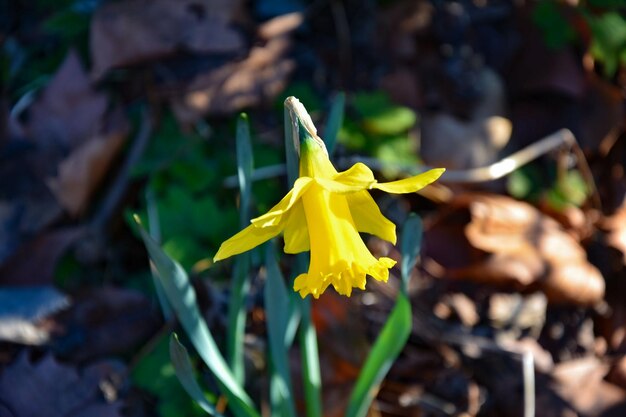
[214,99,445,298]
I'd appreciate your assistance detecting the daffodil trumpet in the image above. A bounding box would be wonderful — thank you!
[214,98,444,298]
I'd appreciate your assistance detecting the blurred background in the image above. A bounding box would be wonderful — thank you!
[1,0,626,416]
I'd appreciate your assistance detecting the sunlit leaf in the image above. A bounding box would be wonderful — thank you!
[345,215,422,417]
[135,218,260,417]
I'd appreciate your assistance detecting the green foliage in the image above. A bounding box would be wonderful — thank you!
[345,215,422,417]
[322,92,346,155]
[265,244,298,417]
[136,218,260,417]
[132,114,281,270]
[339,92,420,175]
[43,8,91,44]
[533,1,626,78]
[5,0,93,100]
[132,334,209,417]
[507,165,545,201]
[549,169,589,209]
[170,334,224,416]
[227,114,254,386]
[532,1,577,49]
[588,12,626,77]
[507,165,589,209]
[136,97,428,417]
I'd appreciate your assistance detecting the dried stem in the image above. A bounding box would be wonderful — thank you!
[224,129,599,208]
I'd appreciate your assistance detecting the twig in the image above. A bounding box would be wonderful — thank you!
[522,352,535,417]
[335,128,577,183]
[224,129,598,204]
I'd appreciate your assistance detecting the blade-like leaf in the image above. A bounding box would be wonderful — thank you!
[227,113,254,385]
[297,294,322,417]
[344,294,412,417]
[400,214,423,295]
[135,217,260,417]
[265,244,297,417]
[170,333,224,417]
[345,215,422,417]
[146,186,174,320]
[323,92,345,155]
[236,113,253,225]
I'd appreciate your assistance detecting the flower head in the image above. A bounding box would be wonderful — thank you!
[214,98,444,298]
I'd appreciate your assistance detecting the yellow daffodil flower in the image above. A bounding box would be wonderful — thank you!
[214,98,444,298]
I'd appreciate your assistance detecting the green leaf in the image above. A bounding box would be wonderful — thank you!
[345,215,421,417]
[297,295,322,417]
[352,92,392,117]
[146,187,174,320]
[323,92,345,155]
[43,10,90,41]
[353,92,417,135]
[162,235,204,271]
[588,12,626,77]
[375,136,420,177]
[344,294,412,417]
[170,334,224,416]
[227,113,254,385]
[507,165,544,201]
[363,107,417,136]
[532,1,577,49]
[135,217,260,417]
[236,113,254,226]
[265,244,297,417]
[550,169,589,208]
[400,214,423,295]
[132,333,207,417]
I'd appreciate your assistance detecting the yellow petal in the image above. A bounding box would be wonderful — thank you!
[251,177,313,228]
[315,163,375,193]
[283,201,309,254]
[293,182,397,298]
[333,162,376,188]
[347,191,397,244]
[214,224,281,261]
[372,168,445,194]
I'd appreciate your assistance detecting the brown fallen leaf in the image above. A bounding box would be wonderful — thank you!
[47,131,127,217]
[0,352,124,417]
[425,194,605,306]
[169,13,300,122]
[607,355,626,391]
[601,195,626,265]
[489,292,547,336]
[433,292,480,327]
[90,0,246,79]
[552,356,626,417]
[23,50,108,149]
